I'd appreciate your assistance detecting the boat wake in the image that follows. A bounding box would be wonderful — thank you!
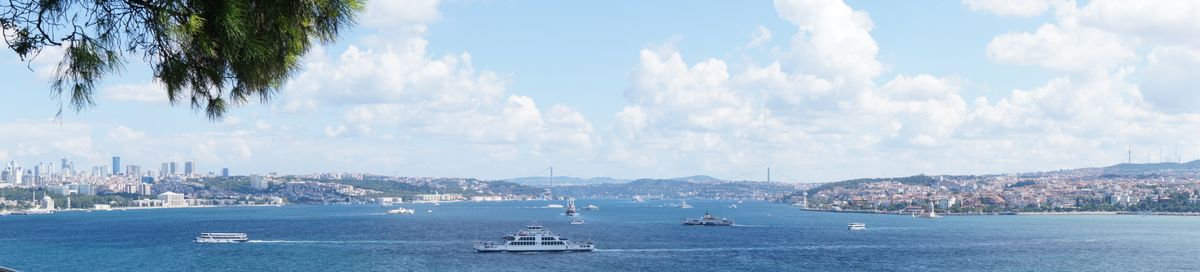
[596,244,892,252]
[246,240,460,245]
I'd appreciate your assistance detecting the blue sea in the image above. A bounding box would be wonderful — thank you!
[2,199,1198,271]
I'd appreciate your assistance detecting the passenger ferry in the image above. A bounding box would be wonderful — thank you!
[474,225,594,252]
[682,211,734,226]
[848,223,866,231]
[195,233,249,243]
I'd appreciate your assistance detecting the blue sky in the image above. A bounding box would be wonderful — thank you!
[3,0,1200,182]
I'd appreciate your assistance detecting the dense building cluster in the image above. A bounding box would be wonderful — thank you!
[791,162,1200,213]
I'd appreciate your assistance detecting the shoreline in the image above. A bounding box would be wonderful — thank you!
[5,204,286,214]
[796,208,1200,217]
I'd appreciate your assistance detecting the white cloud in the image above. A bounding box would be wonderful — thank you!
[101,81,169,104]
[281,0,595,162]
[1140,46,1200,113]
[1077,0,1200,45]
[986,23,1136,72]
[774,0,882,83]
[105,126,144,142]
[362,0,441,29]
[746,26,773,48]
[962,0,1058,17]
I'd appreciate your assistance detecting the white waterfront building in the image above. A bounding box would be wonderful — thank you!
[157,192,187,207]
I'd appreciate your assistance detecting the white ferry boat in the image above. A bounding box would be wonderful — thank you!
[547,204,565,208]
[848,223,866,231]
[679,201,694,209]
[195,233,249,243]
[682,211,734,226]
[584,204,599,211]
[474,225,594,252]
[387,208,415,214]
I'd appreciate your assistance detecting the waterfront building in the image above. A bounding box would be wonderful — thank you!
[470,195,504,202]
[414,193,464,202]
[158,192,187,207]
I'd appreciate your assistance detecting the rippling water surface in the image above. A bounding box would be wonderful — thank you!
[2,199,1198,271]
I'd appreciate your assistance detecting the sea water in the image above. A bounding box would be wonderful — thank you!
[1,199,1198,271]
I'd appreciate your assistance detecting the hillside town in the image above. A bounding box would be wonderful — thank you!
[787,161,1200,214]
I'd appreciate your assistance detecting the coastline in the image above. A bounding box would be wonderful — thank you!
[796,208,1200,217]
[5,204,286,215]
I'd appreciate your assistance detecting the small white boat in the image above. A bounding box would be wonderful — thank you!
[729,204,738,209]
[387,208,415,214]
[679,201,694,209]
[848,223,866,231]
[547,204,565,208]
[570,217,585,225]
[584,204,599,211]
[195,233,249,243]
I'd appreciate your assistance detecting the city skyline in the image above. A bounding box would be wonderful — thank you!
[3,0,1200,182]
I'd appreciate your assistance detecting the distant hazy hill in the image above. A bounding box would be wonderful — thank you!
[667,175,725,183]
[1102,160,1200,174]
[506,176,628,187]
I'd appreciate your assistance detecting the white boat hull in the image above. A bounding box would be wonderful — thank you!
[474,243,594,252]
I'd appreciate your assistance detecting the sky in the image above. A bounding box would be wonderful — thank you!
[3,0,1200,182]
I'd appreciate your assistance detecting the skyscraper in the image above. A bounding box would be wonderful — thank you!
[222,168,229,177]
[169,162,177,175]
[184,161,194,176]
[60,158,68,174]
[112,156,121,175]
[161,163,169,177]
